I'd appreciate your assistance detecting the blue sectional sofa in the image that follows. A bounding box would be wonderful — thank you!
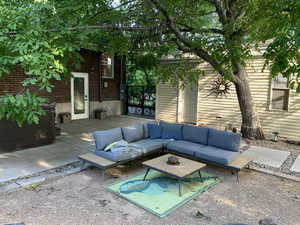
[93,121,241,168]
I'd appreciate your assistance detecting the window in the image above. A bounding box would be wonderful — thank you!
[101,53,114,79]
[271,74,289,111]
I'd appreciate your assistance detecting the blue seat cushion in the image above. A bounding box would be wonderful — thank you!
[148,123,162,139]
[208,128,241,152]
[95,148,143,162]
[121,123,144,143]
[93,128,123,150]
[131,138,173,154]
[182,125,208,145]
[194,146,240,165]
[160,121,183,140]
[167,140,206,156]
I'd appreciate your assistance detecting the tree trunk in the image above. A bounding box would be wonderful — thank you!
[233,63,265,139]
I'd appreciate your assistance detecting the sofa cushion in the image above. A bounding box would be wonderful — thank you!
[95,148,143,162]
[208,128,241,152]
[131,138,173,154]
[194,146,240,165]
[167,140,206,156]
[93,128,123,150]
[182,125,208,145]
[148,123,162,139]
[142,121,157,138]
[121,123,144,143]
[160,121,183,140]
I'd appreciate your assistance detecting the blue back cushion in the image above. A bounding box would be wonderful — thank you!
[160,121,183,140]
[148,123,162,139]
[143,121,157,138]
[93,128,123,150]
[207,128,241,152]
[182,125,208,145]
[121,123,144,143]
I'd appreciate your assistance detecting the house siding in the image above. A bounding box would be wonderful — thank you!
[0,49,102,102]
[156,83,179,122]
[156,57,300,140]
[0,49,124,119]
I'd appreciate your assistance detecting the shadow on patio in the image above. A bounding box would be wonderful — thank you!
[0,115,152,183]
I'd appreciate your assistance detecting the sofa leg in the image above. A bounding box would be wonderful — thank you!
[80,161,86,171]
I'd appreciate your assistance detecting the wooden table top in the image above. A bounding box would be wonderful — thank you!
[228,155,253,170]
[78,153,116,168]
[142,154,206,178]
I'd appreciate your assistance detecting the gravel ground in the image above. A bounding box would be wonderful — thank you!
[0,160,299,225]
[242,139,300,177]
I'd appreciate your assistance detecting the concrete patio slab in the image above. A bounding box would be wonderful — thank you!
[0,141,86,183]
[242,146,290,168]
[290,154,300,173]
[0,116,151,183]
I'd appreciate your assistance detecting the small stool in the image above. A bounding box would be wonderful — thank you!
[94,109,107,120]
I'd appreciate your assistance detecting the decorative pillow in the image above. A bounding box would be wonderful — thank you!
[182,125,208,145]
[148,123,162,139]
[160,121,183,140]
[121,123,144,143]
[142,121,157,138]
[93,128,123,150]
[104,141,122,151]
[207,128,241,152]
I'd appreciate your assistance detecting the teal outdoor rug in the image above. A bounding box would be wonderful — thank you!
[106,170,221,217]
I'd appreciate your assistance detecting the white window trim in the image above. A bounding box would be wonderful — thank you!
[269,75,290,112]
[102,53,114,79]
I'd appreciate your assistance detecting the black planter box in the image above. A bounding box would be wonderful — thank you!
[0,103,56,153]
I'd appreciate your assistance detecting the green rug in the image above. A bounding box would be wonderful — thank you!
[106,170,221,217]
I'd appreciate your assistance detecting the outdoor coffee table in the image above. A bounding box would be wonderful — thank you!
[142,154,206,197]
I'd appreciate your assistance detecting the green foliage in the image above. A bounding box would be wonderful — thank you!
[157,58,204,89]
[248,0,300,91]
[126,53,158,86]
[0,0,299,127]
[0,0,122,125]
[0,89,47,127]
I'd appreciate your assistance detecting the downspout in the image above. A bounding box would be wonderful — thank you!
[99,51,102,102]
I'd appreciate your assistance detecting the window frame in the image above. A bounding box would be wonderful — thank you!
[101,52,114,79]
[270,74,290,111]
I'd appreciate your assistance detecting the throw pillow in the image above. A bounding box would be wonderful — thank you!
[148,123,162,139]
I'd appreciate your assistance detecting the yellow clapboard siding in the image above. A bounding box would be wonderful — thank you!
[197,57,300,140]
[156,56,300,140]
[156,83,178,122]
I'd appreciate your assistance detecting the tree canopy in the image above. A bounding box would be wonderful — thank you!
[0,0,299,133]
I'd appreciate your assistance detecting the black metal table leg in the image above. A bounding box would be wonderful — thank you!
[236,170,240,183]
[198,170,203,182]
[143,168,151,181]
[178,179,182,197]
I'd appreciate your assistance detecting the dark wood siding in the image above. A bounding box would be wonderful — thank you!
[0,49,124,103]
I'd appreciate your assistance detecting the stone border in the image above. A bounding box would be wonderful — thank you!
[0,162,82,194]
[251,166,300,182]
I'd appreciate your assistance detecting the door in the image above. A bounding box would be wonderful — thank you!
[182,82,198,124]
[71,72,89,120]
